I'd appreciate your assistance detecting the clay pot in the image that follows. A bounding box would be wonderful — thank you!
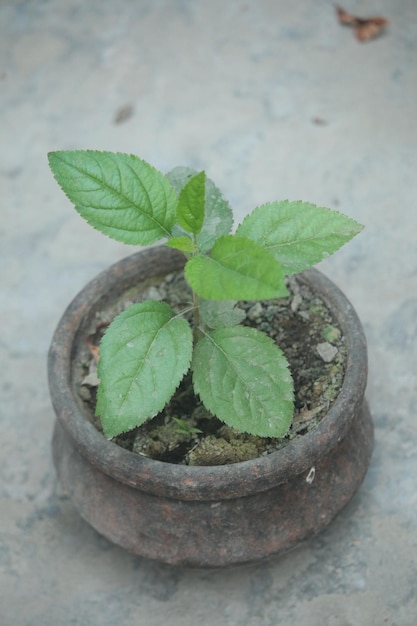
[48,247,373,568]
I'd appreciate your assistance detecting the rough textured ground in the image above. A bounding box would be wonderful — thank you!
[1,1,417,624]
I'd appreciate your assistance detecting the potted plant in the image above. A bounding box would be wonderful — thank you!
[48,150,373,567]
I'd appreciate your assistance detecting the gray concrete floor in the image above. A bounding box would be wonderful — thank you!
[1,0,417,624]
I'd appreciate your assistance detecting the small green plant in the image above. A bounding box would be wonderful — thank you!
[48,150,362,440]
[172,417,203,437]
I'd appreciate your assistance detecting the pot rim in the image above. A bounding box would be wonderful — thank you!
[48,247,367,501]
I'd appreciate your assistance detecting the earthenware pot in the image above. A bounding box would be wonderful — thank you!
[48,246,373,568]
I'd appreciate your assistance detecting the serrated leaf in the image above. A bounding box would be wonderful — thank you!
[236,201,363,274]
[165,235,195,253]
[184,235,288,301]
[167,166,233,251]
[48,150,177,245]
[192,326,294,437]
[176,171,206,235]
[96,301,193,438]
[199,299,245,329]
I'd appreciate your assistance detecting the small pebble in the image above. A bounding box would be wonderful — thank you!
[247,302,263,320]
[316,342,338,362]
[81,372,100,387]
[141,286,165,300]
[78,385,92,401]
[291,294,303,312]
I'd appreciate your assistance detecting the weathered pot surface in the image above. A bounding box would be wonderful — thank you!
[48,246,373,568]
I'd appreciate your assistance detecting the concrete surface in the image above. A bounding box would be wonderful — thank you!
[1,0,417,624]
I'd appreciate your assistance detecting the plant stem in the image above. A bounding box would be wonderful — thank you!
[191,233,203,343]
[193,290,202,344]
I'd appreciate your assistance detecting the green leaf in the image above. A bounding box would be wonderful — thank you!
[172,417,202,436]
[236,201,363,274]
[167,166,233,251]
[165,236,195,253]
[192,326,294,437]
[176,171,206,235]
[184,235,288,300]
[199,299,245,329]
[48,150,178,245]
[96,301,193,438]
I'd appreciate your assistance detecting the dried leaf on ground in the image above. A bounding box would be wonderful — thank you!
[85,322,109,363]
[336,5,388,42]
[86,341,100,363]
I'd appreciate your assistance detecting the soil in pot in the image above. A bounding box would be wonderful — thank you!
[75,271,347,466]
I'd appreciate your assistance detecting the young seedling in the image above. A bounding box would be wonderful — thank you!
[48,150,363,440]
[172,417,203,437]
